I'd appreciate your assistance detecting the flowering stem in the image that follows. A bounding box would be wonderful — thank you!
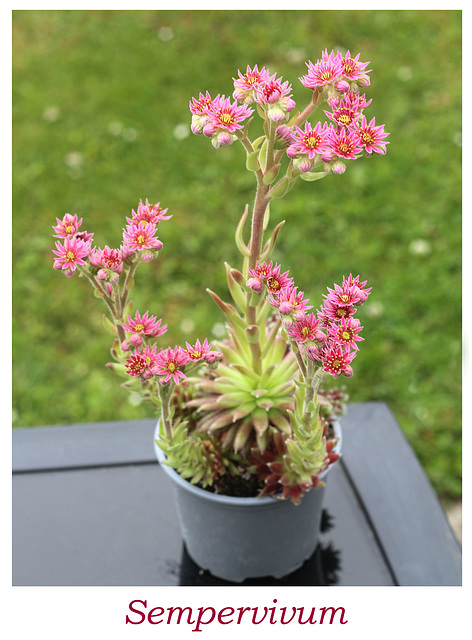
[79,266,117,322]
[120,259,140,312]
[286,334,307,380]
[158,381,175,440]
[295,87,322,128]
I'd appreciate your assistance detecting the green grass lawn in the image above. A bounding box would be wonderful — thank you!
[12,9,461,502]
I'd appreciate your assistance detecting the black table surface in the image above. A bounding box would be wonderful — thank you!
[12,402,461,586]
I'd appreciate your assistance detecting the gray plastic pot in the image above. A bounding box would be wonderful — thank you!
[154,421,342,583]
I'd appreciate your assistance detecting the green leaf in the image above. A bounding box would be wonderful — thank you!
[299,171,328,182]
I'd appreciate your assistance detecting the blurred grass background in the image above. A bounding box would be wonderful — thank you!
[12,10,461,502]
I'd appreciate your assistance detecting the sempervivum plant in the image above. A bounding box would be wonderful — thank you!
[52,50,388,503]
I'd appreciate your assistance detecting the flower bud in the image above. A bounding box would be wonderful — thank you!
[278,301,293,315]
[306,344,323,362]
[267,106,285,122]
[121,340,130,352]
[129,333,143,347]
[286,144,299,159]
[321,149,335,163]
[246,277,263,294]
[233,88,252,104]
[357,75,370,87]
[334,79,350,93]
[205,350,223,369]
[216,130,233,146]
[327,93,340,108]
[294,156,314,173]
[203,122,217,137]
[141,250,155,262]
[276,124,295,147]
[342,365,354,377]
[281,97,296,112]
[120,245,135,263]
[332,161,346,174]
[314,329,327,342]
[109,271,120,284]
[97,269,108,281]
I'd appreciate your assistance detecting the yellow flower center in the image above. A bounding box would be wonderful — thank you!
[220,112,234,124]
[66,251,75,261]
[361,132,373,144]
[137,235,145,244]
[339,143,350,154]
[134,324,144,332]
[167,363,176,372]
[305,134,321,149]
[338,114,352,125]
[320,71,333,82]
[342,331,351,341]
[332,359,341,368]
[340,294,350,302]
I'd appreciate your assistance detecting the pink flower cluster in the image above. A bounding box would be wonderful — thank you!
[287,50,389,173]
[124,337,222,385]
[190,92,254,148]
[190,52,388,172]
[232,66,296,122]
[52,214,94,277]
[249,263,371,379]
[52,199,168,282]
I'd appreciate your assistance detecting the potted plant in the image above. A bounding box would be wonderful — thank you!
[51,49,388,583]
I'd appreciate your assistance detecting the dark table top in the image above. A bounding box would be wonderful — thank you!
[12,402,461,586]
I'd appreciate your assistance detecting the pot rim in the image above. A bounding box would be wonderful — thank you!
[154,419,342,506]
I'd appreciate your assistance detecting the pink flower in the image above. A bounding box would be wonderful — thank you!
[125,351,147,377]
[256,73,292,105]
[325,282,363,307]
[122,311,167,338]
[247,262,293,295]
[300,50,343,89]
[328,126,363,159]
[325,94,365,130]
[185,338,212,361]
[267,285,313,315]
[189,91,215,116]
[327,316,364,351]
[355,116,390,155]
[321,343,356,378]
[122,221,163,251]
[52,236,90,273]
[128,199,172,226]
[286,313,323,343]
[318,299,357,325]
[338,50,371,82]
[289,121,331,159]
[205,96,253,133]
[343,274,372,303]
[52,213,83,238]
[152,346,190,385]
[93,246,123,273]
[233,65,271,102]
[125,346,159,379]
